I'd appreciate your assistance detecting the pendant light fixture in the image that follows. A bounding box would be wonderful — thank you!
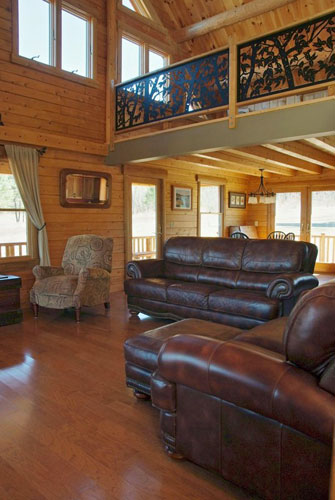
[248,169,276,204]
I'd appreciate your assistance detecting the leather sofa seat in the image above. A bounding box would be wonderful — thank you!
[125,237,318,328]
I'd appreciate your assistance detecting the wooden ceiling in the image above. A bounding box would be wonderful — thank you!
[147,137,335,181]
[143,0,334,56]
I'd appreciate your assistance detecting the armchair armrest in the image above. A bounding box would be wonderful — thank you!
[154,334,334,445]
[78,267,110,281]
[266,273,319,300]
[126,259,165,279]
[32,265,64,280]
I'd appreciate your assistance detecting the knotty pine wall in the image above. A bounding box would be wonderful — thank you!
[0,0,252,309]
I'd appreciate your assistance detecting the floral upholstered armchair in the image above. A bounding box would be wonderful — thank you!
[30,234,113,322]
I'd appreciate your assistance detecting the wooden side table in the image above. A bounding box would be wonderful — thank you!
[0,275,23,326]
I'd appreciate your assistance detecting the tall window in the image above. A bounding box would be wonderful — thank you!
[121,35,168,82]
[15,0,95,80]
[18,0,52,65]
[0,174,28,258]
[199,184,224,237]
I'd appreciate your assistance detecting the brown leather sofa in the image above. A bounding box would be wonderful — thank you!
[125,237,318,329]
[151,281,335,500]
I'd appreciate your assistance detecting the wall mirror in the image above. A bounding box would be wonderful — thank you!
[60,169,111,208]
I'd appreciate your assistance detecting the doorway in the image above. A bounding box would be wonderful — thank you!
[272,187,335,272]
[125,176,164,262]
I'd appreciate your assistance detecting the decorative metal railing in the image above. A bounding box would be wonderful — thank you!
[116,49,229,131]
[238,13,335,102]
[115,12,335,132]
[132,236,156,260]
[0,242,27,258]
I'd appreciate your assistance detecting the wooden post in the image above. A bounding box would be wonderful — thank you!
[228,35,237,129]
[320,233,326,262]
[106,0,118,148]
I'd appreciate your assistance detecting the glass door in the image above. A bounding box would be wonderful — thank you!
[309,190,335,271]
[273,190,306,241]
[125,176,163,262]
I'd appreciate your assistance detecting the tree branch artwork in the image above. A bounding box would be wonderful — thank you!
[239,13,335,101]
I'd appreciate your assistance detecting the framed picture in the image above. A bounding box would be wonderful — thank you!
[172,186,192,210]
[229,191,246,209]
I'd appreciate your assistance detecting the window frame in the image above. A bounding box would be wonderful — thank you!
[11,0,98,87]
[0,168,37,265]
[197,177,225,238]
[120,32,169,82]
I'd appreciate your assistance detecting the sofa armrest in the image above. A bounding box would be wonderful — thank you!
[266,273,319,300]
[155,334,334,444]
[126,259,165,279]
[32,265,64,280]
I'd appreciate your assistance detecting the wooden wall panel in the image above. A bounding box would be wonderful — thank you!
[0,0,106,142]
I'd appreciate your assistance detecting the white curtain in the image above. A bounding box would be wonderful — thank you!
[5,145,50,266]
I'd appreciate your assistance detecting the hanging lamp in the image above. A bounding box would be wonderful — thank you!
[248,169,275,204]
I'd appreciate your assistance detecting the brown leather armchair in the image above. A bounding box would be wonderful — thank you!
[151,281,335,500]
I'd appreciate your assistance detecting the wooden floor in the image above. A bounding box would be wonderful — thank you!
[0,292,257,500]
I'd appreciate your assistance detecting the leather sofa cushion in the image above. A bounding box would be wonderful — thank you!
[124,318,242,371]
[197,268,236,288]
[167,282,220,310]
[236,317,287,354]
[236,271,279,291]
[208,289,279,321]
[164,237,206,266]
[165,262,199,282]
[124,278,177,302]
[202,238,245,270]
[242,240,304,273]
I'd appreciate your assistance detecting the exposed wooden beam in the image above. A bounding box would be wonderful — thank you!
[234,146,323,175]
[305,137,335,155]
[174,0,297,42]
[175,155,262,177]
[264,141,335,169]
[105,99,335,165]
[151,156,250,179]
[198,151,294,177]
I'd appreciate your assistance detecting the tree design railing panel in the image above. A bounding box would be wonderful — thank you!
[116,49,229,131]
[239,13,335,102]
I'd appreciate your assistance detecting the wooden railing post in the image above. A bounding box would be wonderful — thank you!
[228,35,237,129]
[320,233,326,262]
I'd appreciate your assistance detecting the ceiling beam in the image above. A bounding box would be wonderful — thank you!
[174,0,296,42]
[264,141,335,169]
[199,151,294,177]
[174,155,262,177]
[233,146,323,175]
[105,100,335,165]
[305,137,335,155]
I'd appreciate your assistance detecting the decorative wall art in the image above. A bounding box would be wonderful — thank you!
[172,186,192,210]
[229,192,246,209]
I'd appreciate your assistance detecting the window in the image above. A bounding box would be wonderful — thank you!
[122,0,136,11]
[18,0,52,65]
[121,35,168,82]
[14,0,95,81]
[121,37,141,82]
[0,174,28,258]
[199,184,224,237]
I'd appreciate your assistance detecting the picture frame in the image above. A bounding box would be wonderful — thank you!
[229,191,246,209]
[172,185,192,210]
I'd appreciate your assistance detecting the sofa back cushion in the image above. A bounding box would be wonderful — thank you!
[284,281,335,379]
[241,240,304,273]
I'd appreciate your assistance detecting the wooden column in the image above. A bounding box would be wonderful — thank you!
[106,0,118,147]
[228,35,237,129]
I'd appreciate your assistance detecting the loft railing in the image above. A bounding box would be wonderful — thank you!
[116,49,229,131]
[115,12,335,132]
